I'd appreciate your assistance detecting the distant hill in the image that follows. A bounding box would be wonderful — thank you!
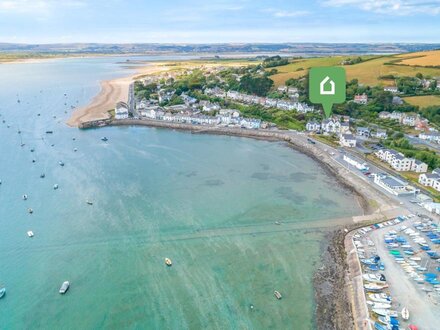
[0,43,439,56]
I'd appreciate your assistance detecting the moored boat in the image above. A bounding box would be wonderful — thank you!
[59,281,70,294]
[274,290,282,300]
[53,184,59,190]
[86,200,93,205]
[23,194,28,200]
[101,137,108,142]
[165,258,172,266]
[0,287,5,299]
[401,307,409,320]
[27,231,34,237]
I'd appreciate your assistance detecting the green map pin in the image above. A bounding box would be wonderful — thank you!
[309,67,346,118]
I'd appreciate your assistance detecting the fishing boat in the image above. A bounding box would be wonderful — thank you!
[53,184,59,190]
[27,231,34,237]
[165,258,172,266]
[363,273,386,283]
[274,291,282,300]
[0,287,5,299]
[364,283,388,292]
[370,302,392,309]
[101,137,108,142]
[59,281,70,294]
[368,293,391,303]
[23,194,28,200]
[372,309,398,317]
[401,307,409,320]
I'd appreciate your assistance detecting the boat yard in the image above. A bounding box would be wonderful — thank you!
[350,215,440,329]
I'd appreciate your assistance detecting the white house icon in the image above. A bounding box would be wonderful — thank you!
[320,76,335,95]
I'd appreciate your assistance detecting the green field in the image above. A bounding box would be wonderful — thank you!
[403,95,440,108]
[270,51,440,87]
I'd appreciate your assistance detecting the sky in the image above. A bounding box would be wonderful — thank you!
[0,0,440,44]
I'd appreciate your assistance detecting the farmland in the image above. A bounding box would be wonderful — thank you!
[404,95,440,108]
[270,50,440,87]
[394,50,440,67]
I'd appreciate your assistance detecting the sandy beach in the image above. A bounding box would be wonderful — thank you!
[66,63,171,127]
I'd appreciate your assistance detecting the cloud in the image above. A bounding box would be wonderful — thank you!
[0,0,86,14]
[264,8,309,18]
[322,0,440,15]
[273,10,309,17]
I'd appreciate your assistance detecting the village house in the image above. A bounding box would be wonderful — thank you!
[115,101,129,120]
[375,149,428,172]
[384,86,398,93]
[201,101,221,112]
[265,98,278,108]
[219,109,240,118]
[158,89,175,103]
[378,111,391,119]
[402,114,417,126]
[321,118,341,134]
[342,154,369,170]
[372,129,388,139]
[419,172,440,192]
[306,121,321,132]
[419,132,440,144]
[392,96,403,105]
[277,85,288,93]
[356,126,370,138]
[353,93,368,105]
[340,122,350,134]
[204,87,226,98]
[339,134,357,147]
[374,174,415,196]
[240,118,262,129]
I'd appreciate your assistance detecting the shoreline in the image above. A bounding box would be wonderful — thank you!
[106,119,403,329]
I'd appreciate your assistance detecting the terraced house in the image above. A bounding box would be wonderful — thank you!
[375,149,428,173]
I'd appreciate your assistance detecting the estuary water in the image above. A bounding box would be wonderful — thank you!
[0,56,361,329]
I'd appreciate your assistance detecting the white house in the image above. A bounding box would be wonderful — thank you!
[402,114,417,127]
[354,93,368,104]
[374,175,415,196]
[321,118,341,134]
[384,86,398,93]
[306,121,321,132]
[373,129,387,139]
[115,101,129,120]
[343,154,369,170]
[411,159,428,173]
[340,134,357,147]
[419,172,440,192]
[356,127,370,137]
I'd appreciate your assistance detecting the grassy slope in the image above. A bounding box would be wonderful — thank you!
[404,95,440,107]
[270,50,440,87]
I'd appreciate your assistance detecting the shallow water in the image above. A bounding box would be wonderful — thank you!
[0,57,361,329]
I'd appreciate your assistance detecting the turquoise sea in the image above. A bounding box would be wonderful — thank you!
[0,56,361,329]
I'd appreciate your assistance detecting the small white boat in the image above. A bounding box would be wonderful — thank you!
[59,281,70,294]
[22,194,28,200]
[274,290,282,300]
[59,161,65,167]
[27,231,34,238]
[371,302,392,309]
[363,273,386,283]
[53,184,59,190]
[86,200,93,205]
[165,258,172,266]
[28,208,33,214]
[401,307,409,320]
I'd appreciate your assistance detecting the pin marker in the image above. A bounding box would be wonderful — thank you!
[309,67,346,118]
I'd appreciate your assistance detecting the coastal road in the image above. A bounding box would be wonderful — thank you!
[297,132,439,222]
